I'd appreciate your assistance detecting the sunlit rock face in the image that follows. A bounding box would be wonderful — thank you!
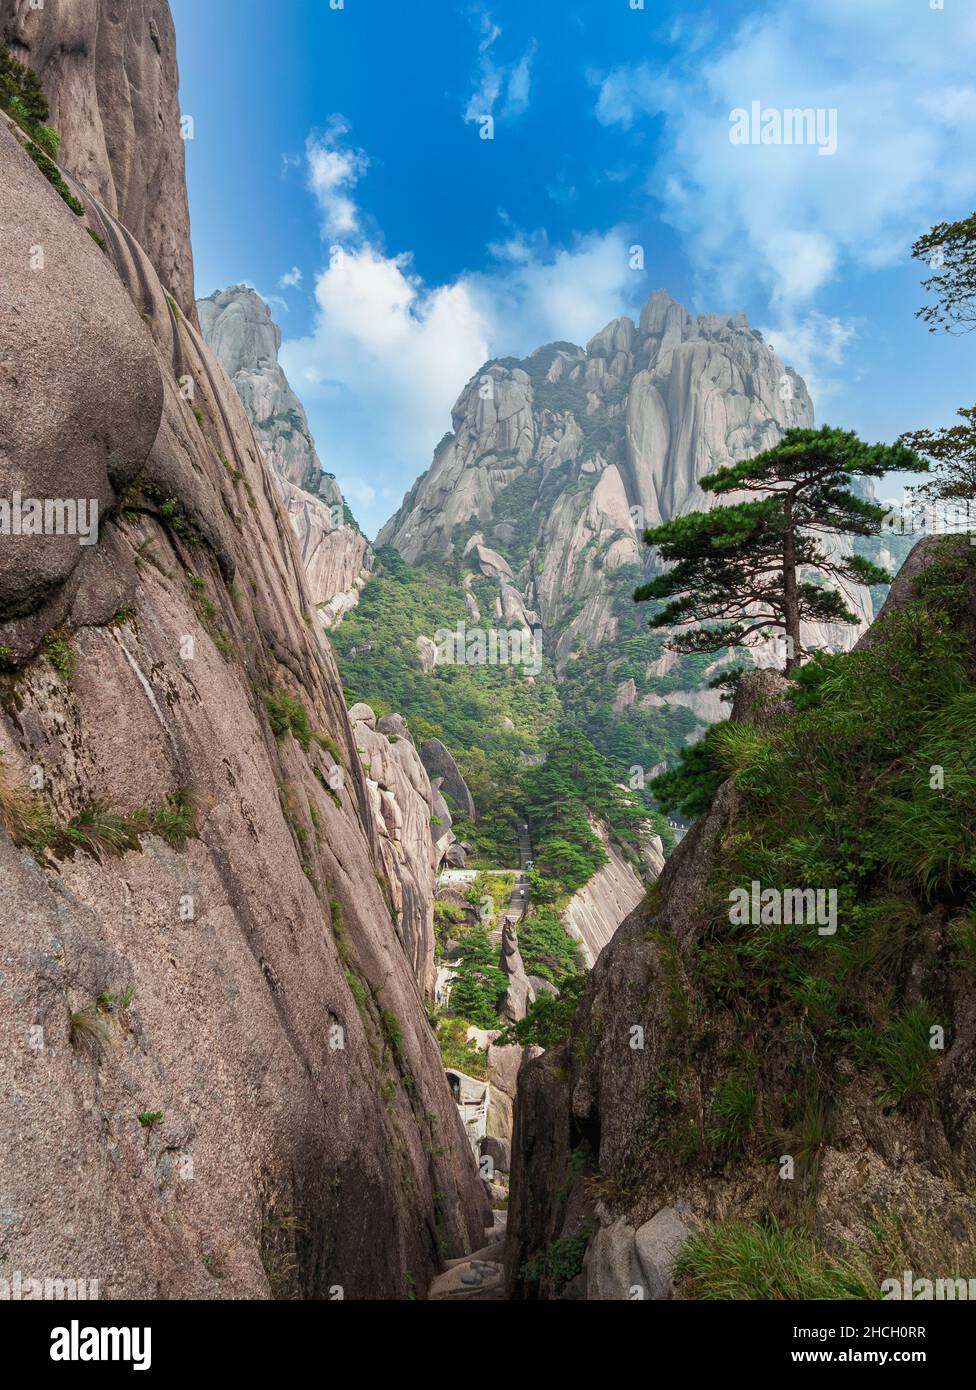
[198,285,373,621]
[1,0,198,323]
[379,289,873,686]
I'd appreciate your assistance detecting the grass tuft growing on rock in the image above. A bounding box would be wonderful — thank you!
[44,630,75,683]
[266,687,313,751]
[675,1221,878,1300]
[68,1004,114,1063]
[0,759,57,851]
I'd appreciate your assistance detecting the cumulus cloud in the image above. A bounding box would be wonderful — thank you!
[305,118,369,239]
[592,0,976,384]
[280,129,639,536]
[279,266,303,289]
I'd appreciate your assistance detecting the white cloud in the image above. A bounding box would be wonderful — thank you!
[279,266,303,289]
[463,12,536,124]
[758,311,858,406]
[593,0,976,383]
[280,132,638,536]
[590,63,674,130]
[305,119,369,239]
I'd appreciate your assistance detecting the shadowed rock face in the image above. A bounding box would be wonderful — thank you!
[506,626,976,1300]
[0,7,487,1299]
[1,0,198,324]
[420,738,476,820]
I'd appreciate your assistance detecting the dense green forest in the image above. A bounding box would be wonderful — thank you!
[330,546,671,873]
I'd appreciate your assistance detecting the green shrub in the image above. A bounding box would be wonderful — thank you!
[435,1013,488,1079]
[23,139,84,215]
[32,123,59,158]
[496,972,587,1048]
[44,631,75,682]
[266,688,313,751]
[445,928,507,1029]
[517,907,583,984]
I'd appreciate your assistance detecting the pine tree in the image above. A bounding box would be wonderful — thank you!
[634,426,925,673]
[903,212,976,503]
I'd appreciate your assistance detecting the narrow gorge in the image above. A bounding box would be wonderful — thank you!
[1,0,974,1322]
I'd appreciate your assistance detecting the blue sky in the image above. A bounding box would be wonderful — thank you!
[172,0,976,538]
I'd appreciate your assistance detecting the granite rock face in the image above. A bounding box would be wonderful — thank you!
[198,286,373,623]
[419,738,476,820]
[0,11,486,1301]
[348,703,454,994]
[379,291,873,680]
[0,120,164,641]
[1,0,198,323]
[198,286,326,496]
[562,818,665,967]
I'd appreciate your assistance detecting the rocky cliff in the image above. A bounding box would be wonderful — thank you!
[563,817,665,968]
[506,540,976,1299]
[347,703,454,995]
[1,0,197,323]
[199,286,373,626]
[378,293,876,776]
[380,291,818,647]
[0,6,487,1300]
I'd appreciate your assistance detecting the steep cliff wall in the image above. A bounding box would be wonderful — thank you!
[563,818,665,967]
[506,550,976,1299]
[348,704,442,995]
[1,0,197,323]
[199,286,373,624]
[379,291,822,658]
[0,10,486,1300]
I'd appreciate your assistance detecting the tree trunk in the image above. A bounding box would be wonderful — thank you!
[781,498,802,672]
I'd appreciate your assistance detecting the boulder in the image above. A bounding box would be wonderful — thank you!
[633,1205,692,1301]
[584,1216,639,1301]
[348,702,377,729]
[376,712,413,742]
[416,634,438,673]
[419,738,476,819]
[479,1135,512,1174]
